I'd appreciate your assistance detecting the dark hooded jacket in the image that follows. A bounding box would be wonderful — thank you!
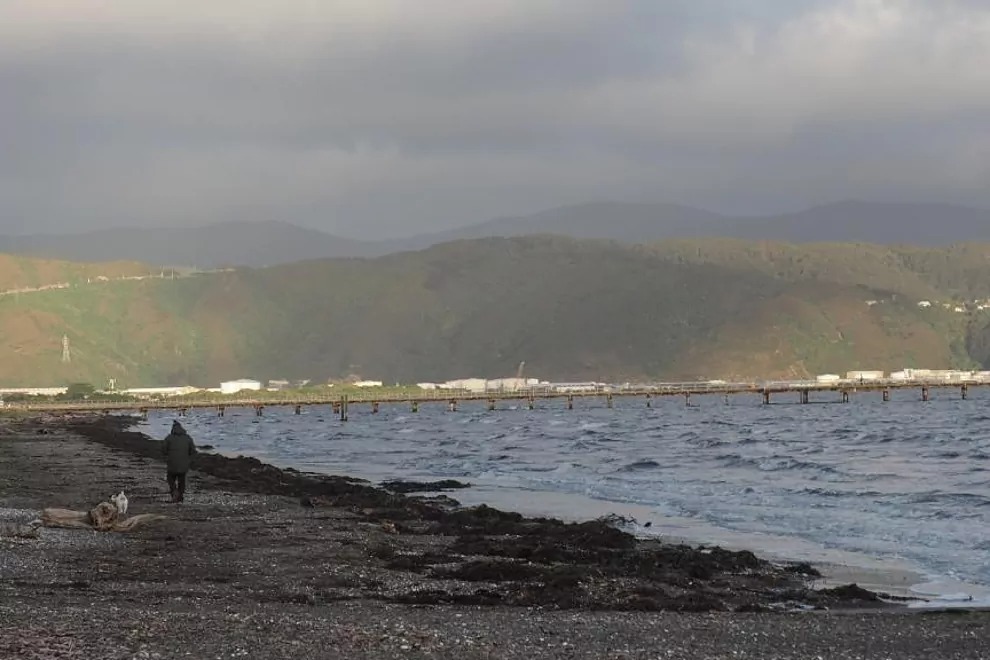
[162,421,196,473]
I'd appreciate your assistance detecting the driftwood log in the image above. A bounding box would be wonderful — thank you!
[40,502,166,532]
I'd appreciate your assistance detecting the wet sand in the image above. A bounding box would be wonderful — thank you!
[0,415,988,659]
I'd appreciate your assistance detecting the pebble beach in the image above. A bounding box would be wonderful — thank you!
[0,415,987,659]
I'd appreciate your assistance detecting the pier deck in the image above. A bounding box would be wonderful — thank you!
[5,378,986,415]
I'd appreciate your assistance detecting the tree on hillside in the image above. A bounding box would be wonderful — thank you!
[65,382,96,399]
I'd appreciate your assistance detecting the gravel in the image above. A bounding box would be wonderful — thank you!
[0,416,988,659]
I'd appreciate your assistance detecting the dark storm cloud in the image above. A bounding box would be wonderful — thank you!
[1,0,989,237]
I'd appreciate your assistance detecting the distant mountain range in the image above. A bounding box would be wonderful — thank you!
[3,200,990,268]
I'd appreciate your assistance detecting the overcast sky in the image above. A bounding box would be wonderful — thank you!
[2,0,989,238]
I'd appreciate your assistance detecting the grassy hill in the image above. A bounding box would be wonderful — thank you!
[0,254,153,291]
[1,236,990,387]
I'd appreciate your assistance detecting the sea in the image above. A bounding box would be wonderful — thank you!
[137,387,990,605]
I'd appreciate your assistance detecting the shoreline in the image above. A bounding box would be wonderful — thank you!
[53,414,985,606]
[443,484,928,596]
[445,484,990,607]
[141,414,987,606]
[2,413,989,658]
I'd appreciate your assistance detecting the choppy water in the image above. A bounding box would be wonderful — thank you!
[138,387,990,595]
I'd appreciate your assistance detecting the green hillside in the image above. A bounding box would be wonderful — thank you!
[2,236,990,387]
[0,253,153,291]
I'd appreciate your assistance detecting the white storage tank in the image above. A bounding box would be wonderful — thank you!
[816,374,841,383]
[442,378,487,393]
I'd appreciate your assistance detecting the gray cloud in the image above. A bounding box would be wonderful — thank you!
[1,0,989,237]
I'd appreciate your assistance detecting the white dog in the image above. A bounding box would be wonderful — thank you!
[110,491,128,516]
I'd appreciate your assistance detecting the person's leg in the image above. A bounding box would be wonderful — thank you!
[177,472,187,502]
[167,472,178,502]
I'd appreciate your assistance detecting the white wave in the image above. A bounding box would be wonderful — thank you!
[908,580,990,609]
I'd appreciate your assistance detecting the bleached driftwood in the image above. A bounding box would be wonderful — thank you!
[41,502,167,532]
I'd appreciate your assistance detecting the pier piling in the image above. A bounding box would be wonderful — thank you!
[217,405,225,417]
[646,394,652,408]
[371,401,379,414]
[294,404,301,415]
[762,391,771,405]
[922,386,930,402]
[488,399,496,412]
[411,401,419,413]
[339,397,348,422]
[800,390,809,404]
[254,404,264,417]
[606,393,613,409]
[528,397,535,410]
[449,400,458,413]
[841,391,849,404]
[882,388,890,402]
[566,395,574,410]
[962,385,968,400]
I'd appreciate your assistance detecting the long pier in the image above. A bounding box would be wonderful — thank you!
[6,378,988,418]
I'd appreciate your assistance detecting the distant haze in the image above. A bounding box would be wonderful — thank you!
[3,200,990,268]
[2,2,990,238]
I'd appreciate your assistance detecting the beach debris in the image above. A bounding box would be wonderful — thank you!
[783,561,822,577]
[300,495,333,508]
[110,490,128,515]
[815,583,883,604]
[40,500,167,532]
[380,479,471,493]
[597,512,636,525]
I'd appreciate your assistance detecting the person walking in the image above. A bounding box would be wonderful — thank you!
[162,420,196,502]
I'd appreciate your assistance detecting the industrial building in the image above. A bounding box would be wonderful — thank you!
[441,378,487,393]
[0,387,68,397]
[122,386,201,399]
[809,369,990,383]
[219,379,262,395]
[484,377,542,392]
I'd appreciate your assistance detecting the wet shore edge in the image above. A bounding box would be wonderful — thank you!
[52,412,926,613]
